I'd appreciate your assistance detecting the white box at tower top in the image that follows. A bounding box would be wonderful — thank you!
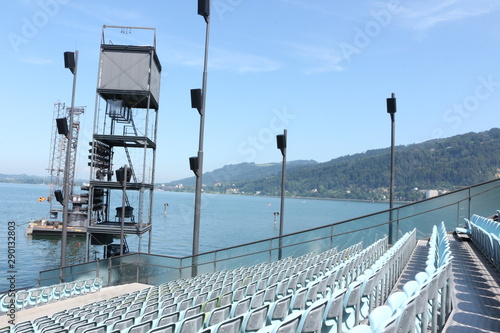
[97,44,162,110]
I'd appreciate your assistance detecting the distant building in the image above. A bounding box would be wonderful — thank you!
[425,190,439,198]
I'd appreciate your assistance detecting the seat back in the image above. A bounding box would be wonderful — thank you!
[231,296,252,317]
[297,298,328,333]
[177,313,205,333]
[212,315,244,333]
[242,304,270,332]
[205,304,231,327]
[322,288,346,333]
[271,311,303,333]
[268,294,292,324]
[128,320,153,333]
[157,312,180,327]
[149,323,176,333]
[112,317,135,331]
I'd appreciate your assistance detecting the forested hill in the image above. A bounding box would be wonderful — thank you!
[165,160,318,187]
[165,128,500,202]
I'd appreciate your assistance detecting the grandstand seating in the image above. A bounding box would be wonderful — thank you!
[0,277,103,315]
[347,222,453,333]
[458,214,500,270]
[0,222,460,333]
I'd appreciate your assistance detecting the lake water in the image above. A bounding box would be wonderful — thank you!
[0,183,390,291]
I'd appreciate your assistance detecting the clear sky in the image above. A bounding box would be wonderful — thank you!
[1,0,499,183]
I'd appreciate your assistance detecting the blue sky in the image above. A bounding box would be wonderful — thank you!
[1,0,499,183]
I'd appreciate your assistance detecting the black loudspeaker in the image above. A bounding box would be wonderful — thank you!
[277,134,286,150]
[54,190,64,204]
[116,167,132,183]
[191,89,203,111]
[198,0,210,20]
[387,97,397,114]
[64,52,75,70]
[90,233,113,245]
[189,157,199,172]
[56,118,69,136]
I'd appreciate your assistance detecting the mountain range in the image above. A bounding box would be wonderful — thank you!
[163,128,500,201]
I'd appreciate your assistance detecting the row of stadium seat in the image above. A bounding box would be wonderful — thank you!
[349,222,453,333]
[0,277,103,314]
[0,241,368,333]
[460,214,500,270]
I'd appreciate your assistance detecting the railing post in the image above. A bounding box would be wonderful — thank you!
[214,251,218,273]
[468,186,471,220]
[396,208,400,241]
[330,225,334,250]
[136,253,140,284]
[107,257,111,287]
[96,258,99,278]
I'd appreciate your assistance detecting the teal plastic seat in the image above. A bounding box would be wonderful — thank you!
[177,297,193,312]
[140,309,159,322]
[81,325,107,333]
[321,288,346,333]
[368,305,401,333]
[156,311,180,327]
[296,298,328,333]
[232,285,246,302]
[193,291,209,306]
[206,315,244,333]
[269,311,304,333]
[205,304,231,328]
[230,296,251,317]
[112,317,135,331]
[93,277,104,292]
[52,284,65,301]
[267,294,292,325]
[386,291,407,313]
[63,282,75,298]
[359,270,377,320]
[342,279,364,331]
[290,287,308,312]
[127,320,153,333]
[27,288,42,308]
[201,297,218,314]
[182,305,201,320]
[175,313,205,333]
[242,304,270,333]
[218,292,233,307]
[16,290,29,310]
[150,323,175,333]
[72,321,96,333]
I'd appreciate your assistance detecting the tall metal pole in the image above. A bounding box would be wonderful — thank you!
[193,0,211,277]
[277,129,287,259]
[61,50,78,270]
[120,165,128,256]
[387,93,397,245]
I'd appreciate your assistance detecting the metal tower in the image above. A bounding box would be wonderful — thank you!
[47,102,86,221]
[85,25,161,260]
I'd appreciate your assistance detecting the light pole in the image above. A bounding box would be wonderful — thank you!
[191,0,211,277]
[277,129,287,259]
[386,93,397,245]
[61,50,78,270]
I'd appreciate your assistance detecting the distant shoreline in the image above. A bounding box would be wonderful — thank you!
[157,189,411,204]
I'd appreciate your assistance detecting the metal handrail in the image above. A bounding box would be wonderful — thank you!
[38,178,500,287]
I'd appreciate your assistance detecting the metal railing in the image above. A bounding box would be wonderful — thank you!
[38,178,500,287]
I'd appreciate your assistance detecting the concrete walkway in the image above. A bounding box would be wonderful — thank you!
[444,234,500,332]
[394,234,500,332]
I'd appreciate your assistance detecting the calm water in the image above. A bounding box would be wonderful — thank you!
[0,183,389,290]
